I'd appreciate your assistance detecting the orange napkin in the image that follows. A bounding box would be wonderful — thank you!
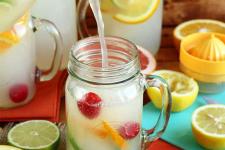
[0,71,68,123]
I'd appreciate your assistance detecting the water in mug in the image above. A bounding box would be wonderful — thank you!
[66,77,143,150]
[0,16,35,108]
[31,0,77,70]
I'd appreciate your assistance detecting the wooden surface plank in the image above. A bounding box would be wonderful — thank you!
[163,0,225,25]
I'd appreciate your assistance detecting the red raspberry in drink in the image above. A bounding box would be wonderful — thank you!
[9,84,28,103]
[77,92,102,119]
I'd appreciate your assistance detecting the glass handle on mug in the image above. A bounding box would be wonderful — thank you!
[32,16,63,81]
[142,75,172,150]
[77,0,93,38]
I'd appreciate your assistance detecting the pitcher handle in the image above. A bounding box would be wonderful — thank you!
[142,75,172,149]
[32,16,63,81]
[77,0,93,38]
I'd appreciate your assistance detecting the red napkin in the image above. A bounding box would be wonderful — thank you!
[0,71,68,123]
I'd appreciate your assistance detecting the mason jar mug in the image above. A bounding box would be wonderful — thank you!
[65,36,171,150]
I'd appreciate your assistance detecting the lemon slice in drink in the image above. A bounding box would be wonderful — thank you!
[8,120,60,150]
[0,145,21,150]
[0,0,35,32]
[192,105,225,150]
[101,0,160,24]
[147,70,199,112]
[173,19,225,50]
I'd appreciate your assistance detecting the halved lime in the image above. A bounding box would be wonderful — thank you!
[7,120,60,150]
[0,145,22,150]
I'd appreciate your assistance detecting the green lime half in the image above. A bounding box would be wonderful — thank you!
[7,120,60,150]
[0,145,22,150]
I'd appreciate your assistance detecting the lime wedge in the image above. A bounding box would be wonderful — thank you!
[0,145,22,150]
[8,120,60,150]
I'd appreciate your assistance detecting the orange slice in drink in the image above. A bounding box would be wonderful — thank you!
[102,121,127,149]
[0,30,19,53]
[0,13,28,53]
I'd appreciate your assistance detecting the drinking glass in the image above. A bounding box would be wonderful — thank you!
[31,0,77,70]
[65,36,171,150]
[0,14,63,108]
[77,0,163,55]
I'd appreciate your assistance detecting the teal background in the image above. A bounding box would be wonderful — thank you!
[142,91,225,150]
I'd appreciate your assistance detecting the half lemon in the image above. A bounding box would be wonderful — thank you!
[173,19,225,50]
[147,70,199,112]
[192,104,225,150]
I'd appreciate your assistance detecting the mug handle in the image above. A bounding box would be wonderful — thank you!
[142,75,172,149]
[77,0,93,38]
[32,16,63,81]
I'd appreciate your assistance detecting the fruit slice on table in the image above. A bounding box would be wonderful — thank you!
[0,0,35,32]
[101,0,160,24]
[192,105,225,150]
[8,120,60,150]
[102,121,127,149]
[137,45,156,75]
[0,145,22,150]
[173,19,225,50]
[147,70,199,112]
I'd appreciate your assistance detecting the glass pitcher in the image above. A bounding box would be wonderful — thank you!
[65,36,171,150]
[31,0,77,70]
[0,14,63,108]
[77,0,163,55]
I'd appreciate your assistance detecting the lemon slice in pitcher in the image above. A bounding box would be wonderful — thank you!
[147,70,199,112]
[101,0,160,24]
[192,105,225,150]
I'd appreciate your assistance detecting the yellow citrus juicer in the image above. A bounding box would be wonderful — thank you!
[180,32,225,93]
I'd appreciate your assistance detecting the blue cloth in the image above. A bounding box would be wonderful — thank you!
[142,91,225,150]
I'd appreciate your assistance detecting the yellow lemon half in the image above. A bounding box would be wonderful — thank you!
[173,19,225,50]
[101,0,160,24]
[147,70,199,112]
[192,104,225,150]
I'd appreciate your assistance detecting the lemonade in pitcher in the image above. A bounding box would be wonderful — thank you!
[78,0,163,55]
[0,0,63,108]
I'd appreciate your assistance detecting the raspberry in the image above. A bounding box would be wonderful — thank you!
[9,84,28,103]
[77,92,102,119]
[119,122,140,140]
